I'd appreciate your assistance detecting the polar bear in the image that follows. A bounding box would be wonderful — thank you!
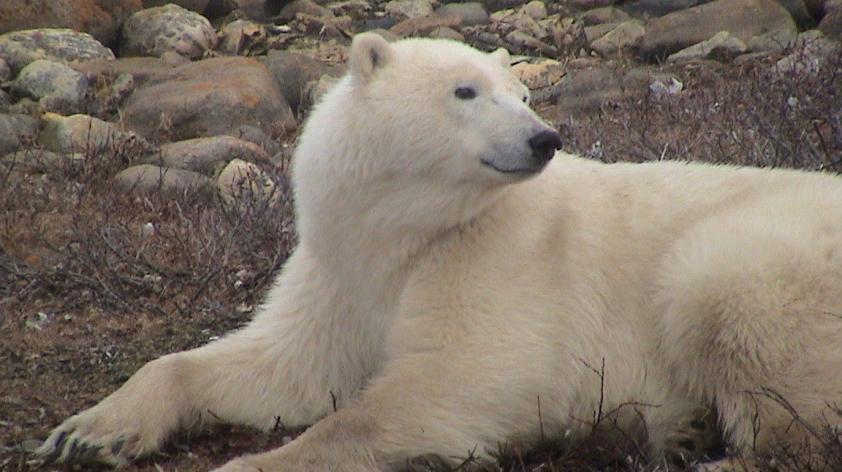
[37,33,842,471]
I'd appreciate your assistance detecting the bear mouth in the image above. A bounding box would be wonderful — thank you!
[480,158,546,176]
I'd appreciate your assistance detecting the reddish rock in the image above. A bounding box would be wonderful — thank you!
[0,0,142,46]
[122,57,295,141]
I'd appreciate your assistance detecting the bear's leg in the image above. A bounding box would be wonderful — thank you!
[657,211,842,466]
[37,248,380,466]
[211,352,538,472]
[648,403,721,469]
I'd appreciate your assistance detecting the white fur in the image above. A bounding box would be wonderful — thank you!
[38,34,842,471]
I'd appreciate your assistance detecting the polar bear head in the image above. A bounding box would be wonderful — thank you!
[293,33,562,247]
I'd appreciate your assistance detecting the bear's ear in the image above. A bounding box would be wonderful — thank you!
[489,47,511,68]
[349,32,394,82]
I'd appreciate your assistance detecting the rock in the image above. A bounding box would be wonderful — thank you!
[259,50,344,115]
[0,29,114,74]
[639,0,797,60]
[144,135,270,175]
[522,1,548,20]
[229,124,281,155]
[429,26,465,41]
[820,4,842,38]
[746,29,797,52]
[40,113,145,153]
[390,13,462,36]
[667,31,748,62]
[584,22,619,43]
[590,21,645,57]
[0,114,38,155]
[276,0,333,22]
[142,0,211,13]
[303,75,341,110]
[12,60,89,113]
[621,0,705,18]
[327,0,373,19]
[776,0,814,27]
[549,66,675,116]
[578,6,631,26]
[511,59,565,104]
[123,57,295,140]
[217,158,276,204]
[217,19,268,56]
[289,13,348,38]
[505,30,558,56]
[775,30,841,75]
[435,3,489,26]
[385,0,434,19]
[0,90,10,111]
[0,57,10,81]
[0,0,142,46]
[121,4,217,59]
[1,149,81,174]
[114,164,211,195]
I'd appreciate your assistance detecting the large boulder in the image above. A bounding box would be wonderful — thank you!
[259,50,344,115]
[121,4,217,59]
[0,0,141,46]
[122,57,295,140]
[0,29,114,74]
[639,0,797,60]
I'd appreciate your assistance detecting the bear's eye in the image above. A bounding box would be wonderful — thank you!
[454,86,477,100]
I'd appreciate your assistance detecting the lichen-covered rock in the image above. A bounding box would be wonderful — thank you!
[385,0,434,19]
[12,60,89,113]
[121,4,217,59]
[0,0,141,46]
[114,164,211,195]
[144,135,270,175]
[0,29,114,74]
[639,0,796,60]
[0,113,38,155]
[667,31,748,62]
[590,21,645,57]
[217,158,275,204]
[123,57,295,140]
[39,112,144,153]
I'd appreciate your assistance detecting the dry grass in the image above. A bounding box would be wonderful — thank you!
[2,49,841,472]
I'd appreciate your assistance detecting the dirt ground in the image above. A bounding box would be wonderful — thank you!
[2,57,842,472]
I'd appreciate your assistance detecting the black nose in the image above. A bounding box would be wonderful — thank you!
[528,129,562,163]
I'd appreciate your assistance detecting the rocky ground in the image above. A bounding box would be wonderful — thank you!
[1,0,841,471]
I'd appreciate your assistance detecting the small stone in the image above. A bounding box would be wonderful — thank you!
[121,4,217,59]
[511,59,565,104]
[327,0,373,19]
[39,113,144,153]
[578,7,631,26]
[0,29,114,74]
[385,0,434,19]
[667,31,748,62]
[429,26,465,41]
[114,164,211,195]
[0,57,10,81]
[590,21,645,57]
[584,22,619,43]
[390,13,461,36]
[436,2,489,26]
[144,135,270,175]
[276,0,334,22]
[521,0,547,21]
[746,29,796,53]
[217,19,268,56]
[505,30,557,56]
[20,439,43,454]
[0,114,38,155]
[217,158,276,204]
[12,60,89,113]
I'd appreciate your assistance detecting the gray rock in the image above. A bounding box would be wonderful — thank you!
[775,30,842,75]
[436,3,489,26]
[667,31,748,62]
[114,164,211,195]
[142,0,211,13]
[429,26,465,41]
[12,60,89,113]
[621,0,705,18]
[303,75,341,110]
[578,6,631,26]
[0,29,114,74]
[385,0,434,19]
[144,135,270,175]
[327,0,373,19]
[776,0,814,27]
[639,0,797,60]
[585,22,620,43]
[511,59,565,104]
[746,29,797,52]
[121,4,217,59]
[819,4,842,38]
[71,57,175,87]
[259,50,344,116]
[549,66,675,116]
[0,89,10,111]
[39,113,144,153]
[0,0,141,46]
[217,158,276,204]
[217,19,267,56]
[0,149,81,174]
[0,113,38,155]
[590,21,645,57]
[123,57,295,140]
[276,0,334,22]
[522,0,548,21]
[229,124,281,156]
[0,57,10,81]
